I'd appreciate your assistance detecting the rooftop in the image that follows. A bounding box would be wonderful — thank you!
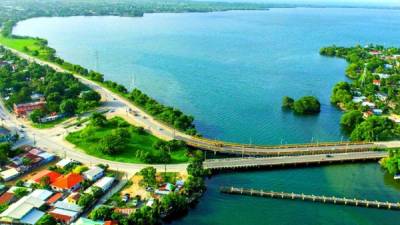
[51,173,83,190]
[30,170,62,184]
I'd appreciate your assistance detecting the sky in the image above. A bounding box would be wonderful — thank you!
[202,0,400,7]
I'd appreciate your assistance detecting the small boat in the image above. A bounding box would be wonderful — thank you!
[394,174,400,180]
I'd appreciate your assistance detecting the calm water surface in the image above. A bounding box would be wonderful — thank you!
[14,8,400,145]
[12,7,400,225]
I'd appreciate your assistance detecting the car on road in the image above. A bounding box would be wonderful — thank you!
[326,154,333,158]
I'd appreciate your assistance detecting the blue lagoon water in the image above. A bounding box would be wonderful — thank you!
[14,8,400,145]
[13,8,400,225]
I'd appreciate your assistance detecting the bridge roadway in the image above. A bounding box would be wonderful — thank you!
[220,186,400,210]
[184,138,379,156]
[203,151,388,170]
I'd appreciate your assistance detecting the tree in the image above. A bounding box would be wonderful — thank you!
[139,167,157,187]
[89,205,113,220]
[331,81,352,104]
[36,214,57,225]
[77,193,94,208]
[90,113,107,127]
[0,143,10,166]
[60,99,77,115]
[29,109,44,123]
[282,96,294,109]
[292,96,321,114]
[112,128,131,140]
[14,187,29,198]
[340,110,364,133]
[350,116,396,141]
[82,90,101,102]
[98,134,125,155]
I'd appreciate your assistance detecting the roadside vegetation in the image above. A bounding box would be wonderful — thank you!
[380,149,400,175]
[320,45,400,141]
[66,114,190,164]
[0,47,101,124]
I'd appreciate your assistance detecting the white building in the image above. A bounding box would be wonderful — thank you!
[82,166,104,181]
[29,189,53,201]
[93,176,115,192]
[56,158,75,168]
[0,168,20,181]
[0,196,45,224]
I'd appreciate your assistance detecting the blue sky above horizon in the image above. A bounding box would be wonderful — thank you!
[200,0,400,7]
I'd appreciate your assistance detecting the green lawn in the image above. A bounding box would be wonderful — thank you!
[0,35,53,60]
[66,117,189,164]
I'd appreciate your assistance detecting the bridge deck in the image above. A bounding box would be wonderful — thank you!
[203,151,387,170]
[220,187,400,210]
[186,138,379,156]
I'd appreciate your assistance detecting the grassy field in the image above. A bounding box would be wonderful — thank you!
[66,117,189,164]
[0,34,53,60]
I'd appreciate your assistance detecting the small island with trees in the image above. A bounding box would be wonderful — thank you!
[282,96,321,115]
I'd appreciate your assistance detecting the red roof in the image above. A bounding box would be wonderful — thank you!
[49,211,72,223]
[105,221,119,225]
[31,170,62,184]
[0,192,14,205]
[46,192,63,205]
[51,173,83,190]
[373,79,381,85]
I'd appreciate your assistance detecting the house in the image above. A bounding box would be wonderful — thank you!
[46,192,63,206]
[352,96,366,103]
[0,192,16,205]
[104,221,119,225]
[72,217,105,225]
[114,208,134,216]
[29,189,53,201]
[51,173,84,192]
[49,208,80,224]
[29,170,62,184]
[369,50,382,55]
[92,176,115,192]
[375,93,388,102]
[363,111,373,118]
[19,209,45,225]
[373,73,390,79]
[0,168,20,181]
[361,101,376,108]
[372,109,383,115]
[372,80,381,86]
[30,93,44,101]
[0,127,12,143]
[54,201,83,213]
[38,152,56,164]
[65,192,81,204]
[0,196,45,224]
[385,64,393,69]
[389,114,400,123]
[13,100,46,117]
[82,166,104,182]
[56,158,75,168]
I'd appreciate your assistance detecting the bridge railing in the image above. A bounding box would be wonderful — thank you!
[188,136,372,149]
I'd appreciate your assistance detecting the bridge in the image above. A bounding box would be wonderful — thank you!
[184,137,380,156]
[203,151,388,170]
[220,186,400,210]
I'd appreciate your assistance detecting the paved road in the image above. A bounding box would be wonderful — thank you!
[203,151,388,170]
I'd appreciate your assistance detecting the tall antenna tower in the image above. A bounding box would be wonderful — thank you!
[359,63,368,87]
[95,50,99,71]
[129,74,136,90]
